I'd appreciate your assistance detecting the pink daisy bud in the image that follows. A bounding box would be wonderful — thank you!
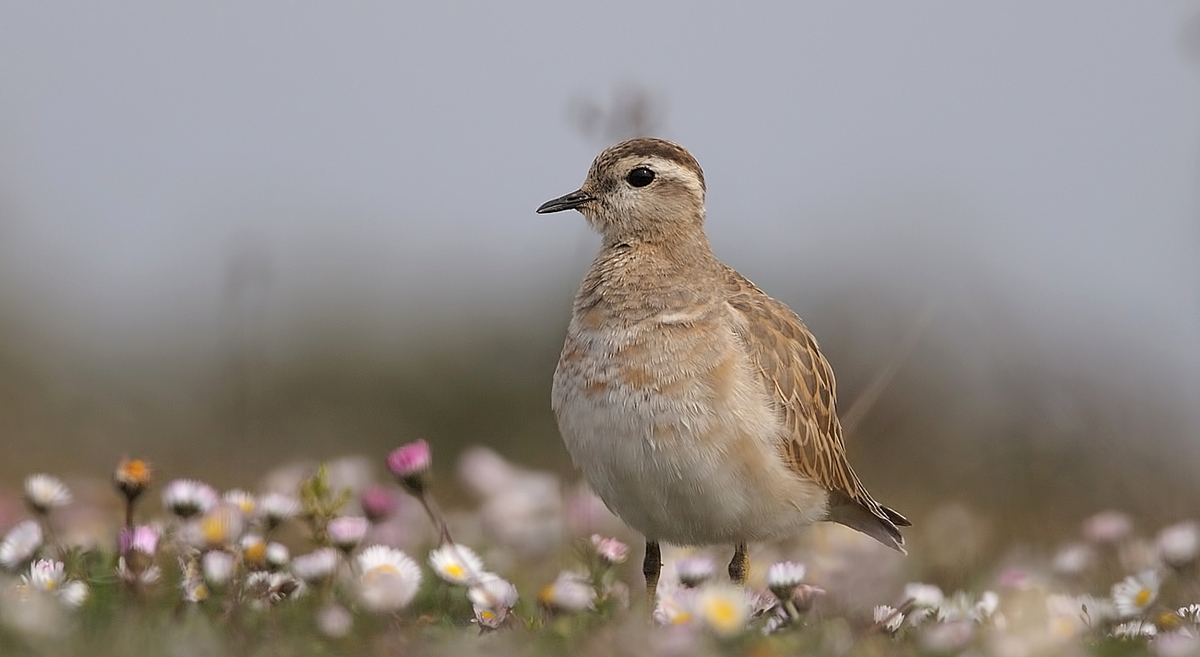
[360,485,397,523]
[387,440,432,494]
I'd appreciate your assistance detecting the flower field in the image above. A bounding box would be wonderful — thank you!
[1,440,1198,657]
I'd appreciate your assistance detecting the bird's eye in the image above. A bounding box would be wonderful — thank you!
[626,167,655,188]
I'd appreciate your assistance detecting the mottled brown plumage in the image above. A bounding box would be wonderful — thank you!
[538,137,908,595]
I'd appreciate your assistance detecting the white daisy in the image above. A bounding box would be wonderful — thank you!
[1113,570,1161,618]
[468,573,519,629]
[539,571,595,612]
[1177,603,1200,624]
[0,520,44,570]
[905,582,946,609]
[1112,620,1158,638]
[765,561,806,601]
[258,492,299,528]
[23,559,65,592]
[1158,522,1200,568]
[57,581,88,609]
[676,556,715,588]
[1052,542,1095,576]
[356,545,422,612]
[246,571,302,607]
[696,585,752,637]
[223,489,257,517]
[162,479,219,519]
[428,543,485,586]
[183,504,245,549]
[316,604,353,638]
[654,584,698,626]
[202,550,236,586]
[116,556,162,586]
[21,559,88,608]
[23,475,72,514]
[327,516,369,552]
[291,547,340,584]
[265,542,290,570]
[874,604,905,633]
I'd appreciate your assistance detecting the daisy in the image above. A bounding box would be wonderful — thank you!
[246,571,302,607]
[118,525,160,557]
[676,556,715,588]
[202,550,236,586]
[468,573,519,629]
[327,516,369,552]
[590,535,629,565]
[1112,620,1158,638]
[1113,570,1161,618]
[539,571,595,612]
[696,585,751,637]
[765,561,806,601]
[0,520,44,570]
[316,604,353,638]
[654,582,698,626]
[356,545,422,612]
[874,604,905,633]
[23,474,72,514]
[1084,510,1133,544]
[291,547,340,584]
[258,492,299,528]
[22,559,88,608]
[240,534,267,569]
[265,542,290,570]
[162,480,219,519]
[113,458,152,502]
[905,582,946,609]
[1157,522,1200,568]
[184,504,245,549]
[386,439,432,493]
[116,556,162,586]
[1177,603,1200,624]
[428,543,484,586]
[223,490,257,517]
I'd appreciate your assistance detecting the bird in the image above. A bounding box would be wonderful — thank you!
[537,137,910,597]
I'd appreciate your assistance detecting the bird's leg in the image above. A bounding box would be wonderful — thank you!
[728,543,749,585]
[643,540,662,599]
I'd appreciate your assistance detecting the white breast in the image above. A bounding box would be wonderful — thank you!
[551,313,829,546]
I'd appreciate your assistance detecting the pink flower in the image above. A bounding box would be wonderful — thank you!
[119,525,160,556]
[328,516,369,551]
[387,440,432,493]
[360,485,397,523]
[590,535,629,565]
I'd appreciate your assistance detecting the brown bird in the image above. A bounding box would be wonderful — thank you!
[538,138,909,597]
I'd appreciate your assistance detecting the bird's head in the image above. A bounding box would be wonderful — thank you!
[537,138,707,245]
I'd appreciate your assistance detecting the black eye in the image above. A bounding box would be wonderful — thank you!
[626,166,655,187]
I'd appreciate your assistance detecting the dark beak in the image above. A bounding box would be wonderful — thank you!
[536,189,594,214]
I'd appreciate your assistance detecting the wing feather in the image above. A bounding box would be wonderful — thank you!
[724,269,911,548]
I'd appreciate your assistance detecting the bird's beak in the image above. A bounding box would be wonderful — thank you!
[536,189,594,214]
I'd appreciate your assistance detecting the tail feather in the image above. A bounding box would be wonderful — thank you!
[825,492,908,554]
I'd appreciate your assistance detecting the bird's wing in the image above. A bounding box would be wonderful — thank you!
[723,269,910,546]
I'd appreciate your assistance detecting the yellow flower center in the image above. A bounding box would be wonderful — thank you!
[363,564,400,586]
[479,610,496,621]
[704,599,742,634]
[243,541,266,564]
[201,517,228,545]
[1135,588,1152,607]
[444,564,465,580]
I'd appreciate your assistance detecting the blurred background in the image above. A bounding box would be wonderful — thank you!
[0,2,1198,561]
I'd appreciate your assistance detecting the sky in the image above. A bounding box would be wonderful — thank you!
[0,2,1197,388]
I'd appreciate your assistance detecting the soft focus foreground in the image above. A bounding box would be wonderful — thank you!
[2,445,1200,656]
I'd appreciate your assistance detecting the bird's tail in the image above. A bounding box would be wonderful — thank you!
[825,492,911,554]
